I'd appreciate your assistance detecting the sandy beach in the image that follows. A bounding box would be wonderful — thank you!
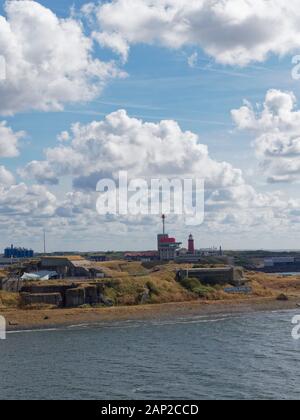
[2,296,300,331]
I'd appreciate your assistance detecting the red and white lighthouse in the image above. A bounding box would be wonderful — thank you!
[188,234,195,254]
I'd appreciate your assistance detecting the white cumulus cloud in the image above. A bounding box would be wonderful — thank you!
[0,165,14,186]
[0,183,57,217]
[20,109,295,236]
[0,0,125,115]
[3,109,300,246]
[23,109,245,191]
[85,0,300,66]
[232,89,300,183]
[0,121,25,157]
[19,161,59,185]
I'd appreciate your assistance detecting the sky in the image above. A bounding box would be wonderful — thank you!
[1,0,300,252]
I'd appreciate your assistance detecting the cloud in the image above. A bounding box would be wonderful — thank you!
[23,109,245,190]
[19,109,296,237]
[232,89,300,183]
[19,161,59,185]
[85,0,300,66]
[0,121,25,157]
[57,131,70,143]
[0,165,14,186]
[93,31,130,63]
[188,52,198,68]
[0,0,125,115]
[3,109,300,247]
[0,183,57,217]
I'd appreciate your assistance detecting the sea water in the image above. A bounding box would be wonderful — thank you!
[1,310,300,400]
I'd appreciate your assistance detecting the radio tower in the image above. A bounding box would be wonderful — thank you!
[43,229,46,254]
[162,214,166,235]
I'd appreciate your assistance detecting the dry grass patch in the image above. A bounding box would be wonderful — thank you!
[0,291,19,309]
[246,272,300,297]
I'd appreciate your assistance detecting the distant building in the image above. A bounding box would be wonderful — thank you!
[125,251,159,262]
[39,256,90,278]
[157,234,182,261]
[88,254,108,262]
[261,256,300,272]
[4,245,34,259]
[29,256,106,279]
[157,215,182,261]
[264,257,295,268]
[200,247,222,257]
[176,266,245,287]
[175,235,224,263]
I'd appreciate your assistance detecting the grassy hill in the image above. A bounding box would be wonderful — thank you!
[1,262,300,310]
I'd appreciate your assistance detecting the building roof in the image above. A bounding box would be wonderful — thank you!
[160,237,176,243]
[21,271,58,281]
[71,259,94,268]
[125,251,159,258]
[41,255,84,262]
[180,267,233,273]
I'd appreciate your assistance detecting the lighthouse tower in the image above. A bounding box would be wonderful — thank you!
[188,234,195,254]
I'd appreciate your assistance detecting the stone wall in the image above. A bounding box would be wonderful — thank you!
[19,283,112,308]
[65,288,85,308]
[84,286,99,305]
[176,266,245,286]
[20,292,63,307]
[21,284,75,294]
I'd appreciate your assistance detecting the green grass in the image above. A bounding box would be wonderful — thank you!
[179,277,215,298]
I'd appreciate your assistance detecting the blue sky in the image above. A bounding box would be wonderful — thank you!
[1,0,300,252]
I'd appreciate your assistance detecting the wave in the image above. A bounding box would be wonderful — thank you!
[7,328,60,335]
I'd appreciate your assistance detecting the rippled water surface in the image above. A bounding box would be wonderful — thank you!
[1,310,300,400]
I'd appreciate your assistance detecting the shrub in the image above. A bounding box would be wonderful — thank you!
[146,281,159,296]
[180,277,202,292]
[180,277,215,298]
[193,285,215,298]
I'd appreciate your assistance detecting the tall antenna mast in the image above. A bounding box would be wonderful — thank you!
[162,214,166,235]
[43,229,46,254]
